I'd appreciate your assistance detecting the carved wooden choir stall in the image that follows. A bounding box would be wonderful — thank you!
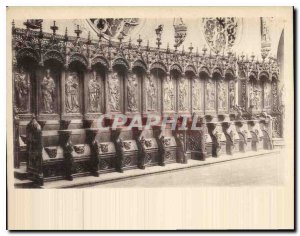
[12,20,282,185]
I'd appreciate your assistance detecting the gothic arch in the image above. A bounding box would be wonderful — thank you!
[91,56,109,69]
[132,59,147,72]
[16,47,39,65]
[170,63,183,74]
[212,67,223,79]
[112,57,130,71]
[184,64,197,76]
[259,71,270,81]
[150,61,167,74]
[198,66,211,77]
[43,50,64,66]
[225,68,236,80]
[69,53,88,69]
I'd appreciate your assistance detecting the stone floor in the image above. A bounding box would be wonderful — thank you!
[30,149,283,189]
[96,150,284,188]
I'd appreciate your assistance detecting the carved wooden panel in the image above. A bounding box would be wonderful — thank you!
[125,72,140,113]
[217,79,228,113]
[263,81,272,110]
[229,80,236,112]
[192,76,203,113]
[107,72,121,113]
[144,72,162,114]
[205,78,216,113]
[163,74,176,113]
[14,68,31,114]
[248,80,263,112]
[87,70,104,113]
[39,68,60,118]
[177,76,189,112]
[65,71,81,114]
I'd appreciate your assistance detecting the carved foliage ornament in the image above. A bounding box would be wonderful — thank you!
[87,18,140,41]
[202,17,241,54]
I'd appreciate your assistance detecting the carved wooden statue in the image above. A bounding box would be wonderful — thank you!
[14,68,30,113]
[41,69,56,113]
[65,72,80,113]
[127,73,138,112]
[108,72,121,112]
[88,71,101,112]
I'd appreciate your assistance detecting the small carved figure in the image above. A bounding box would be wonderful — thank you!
[88,71,101,112]
[206,79,216,110]
[164,75,174,111]
[218,80,227,110]
[178,77,188,111]
[65,72,80,113]
[146,74,156,111]
[192,77,201,110]
[14,67,30,112]
[229,81,235,109]
[127,74,138,112]
[41,69,55,113]
[108,72,120,112]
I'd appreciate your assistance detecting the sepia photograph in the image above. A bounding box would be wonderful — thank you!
[6,6,294,230]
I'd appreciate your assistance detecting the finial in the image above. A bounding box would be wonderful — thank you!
[38,23,43,38]
[137,34,142,47]
[166,43,170,54]
[181,45,185,56]
[146,40,150,51]
[128,37,132,49]
[74,24,82,39]
[64,27,68,41]
[196,47,199,57]
[50,20,58,35]
[202,44,207,55]
[188,43,193,54]
[87,31,91,44]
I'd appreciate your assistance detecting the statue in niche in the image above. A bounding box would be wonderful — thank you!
[264,82,271,109]
[178,77,188,111]
[218,80,227,110]
[163,75,174,111]
[229,80,235,109]
[249,83,261,110]
[206,79,215,110]
[127,74,138,112]
[65,72,80,113]
[41,69,56,114]
[14,67,30,113]
[146,74,156,111]
[108,72,120,112]
[88,71,101,112]
[192,77,201,111]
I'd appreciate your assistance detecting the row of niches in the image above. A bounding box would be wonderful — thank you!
[13,58,279,120]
